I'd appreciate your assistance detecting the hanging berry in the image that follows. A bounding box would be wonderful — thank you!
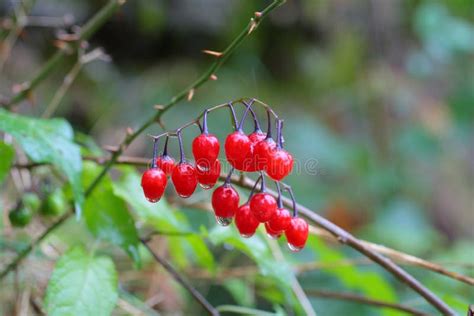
[235,204,260,238]
[211,169,240,226]
[141,138,167,203]
[196,159,221,189]
[192,110,220,170]
[266,120,293,181]
[156,136,176,176]
[171,131,198,198]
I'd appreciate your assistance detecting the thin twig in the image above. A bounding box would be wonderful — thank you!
[306,289,429,316]
[140,239,219,316]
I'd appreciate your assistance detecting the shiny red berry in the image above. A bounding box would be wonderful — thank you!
[235,204,260,238]
[171,162,198,198]
[156,155,176,176]
[285,217,309,251]
[244,130,267,172]
[211,184,240,226]
[266,148,294,181]
[265,222,283,239]
[196,159,221,189]
[141,168,167,203]
[253,138,276,171]
[267,207,292,232]
[192,133,220,169]
[249,193,277,222]
[225,131,251,171]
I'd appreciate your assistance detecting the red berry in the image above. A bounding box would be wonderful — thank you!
[211,184,240,226]
[267,207,292,232]
[235,204,260,238]
[249,193,277,222]
[192,133,220,169]
[156,155,176,176]
[266,148,294,181]
[225,131,251,171]
[265,222,282,239]
[141,168,167,203]
[253,138,276,171]
[171,162,198,198]
[285,217,309,251]
[196,159,221,189]
[244,130,267,172]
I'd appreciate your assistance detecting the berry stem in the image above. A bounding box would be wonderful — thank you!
[283,185,297,217]
[265,109,273,140]
[243,99,261,132]
[237,98,256,131]
[276,119,284,149]
[163,135,170,156]
[227,102,238,130]
[275,181,283,208]
[202,110,209,134]
[177,130,185,163]
[224,167,235,185]
[152,137,159,169]
[260,171,267,192]
[247,175,263,202]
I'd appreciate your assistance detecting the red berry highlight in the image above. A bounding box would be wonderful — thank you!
[141,168,167,203]
[192,133,220,169]
[156,155,176,176]
[267,207,292,232]
[171,162,198,198]
[285,217,309,252]
[225,131,251,171]
[244,130,267,172]
[211,184,240,226]
[253,138,276,171]
[235,204,260,238]
[196,159,221,189]
[266,148,294,181]
[249,192,277,222]
[265,222,282,239]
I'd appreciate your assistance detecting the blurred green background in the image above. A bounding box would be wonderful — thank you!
[1,0,473,315]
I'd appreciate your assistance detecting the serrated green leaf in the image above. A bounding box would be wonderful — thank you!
[45,246,118,316]
[113,167,214,270]
[82,162,140,265]
[0,141,14,185]
[0,110,83,215]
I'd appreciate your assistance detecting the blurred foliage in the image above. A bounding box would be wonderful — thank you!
[0,0,473,315]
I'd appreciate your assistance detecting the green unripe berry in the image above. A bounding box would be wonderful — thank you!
[40,189,67,216]
[9,207,33,227]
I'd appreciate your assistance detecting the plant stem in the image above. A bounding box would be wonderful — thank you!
[216,305,277,316]
[1,0,126,109]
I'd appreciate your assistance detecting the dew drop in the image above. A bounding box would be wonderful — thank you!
[287,243,303,252]
[146,197,159,203]
[240,233,254,238]
[216,216,233,226]
[266,233,281,240]
[199,183,213,190]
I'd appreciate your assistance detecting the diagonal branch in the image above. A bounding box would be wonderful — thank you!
[141,239,219,316]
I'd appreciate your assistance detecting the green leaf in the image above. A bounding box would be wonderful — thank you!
[0,110,83,215]
[45,246,118,316]
[113,167,214,270]
[82,162,140,265]
[0,141,14,185]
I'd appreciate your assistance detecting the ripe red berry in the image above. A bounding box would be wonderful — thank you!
[285,217,309,252]
[192,133,220,169]
[249,193,277,223]
[225,131,251,171]
[171,162,198,198]
[266,148,294,181]
[265,222,282,239]
[196,159,221,189]
[211,184,240,226]
[156,155,176,176]
[267,207,292,232]
[253,138,276,171]
[244,130,267,172]
[235,204,260,238]
[141,168,167,203]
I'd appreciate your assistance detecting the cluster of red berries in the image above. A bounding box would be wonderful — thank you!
[141,100,309,251]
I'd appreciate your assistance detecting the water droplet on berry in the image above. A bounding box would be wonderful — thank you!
[197,163,211,172]
[216,216,233,226]
[266,233,281,240]
[240,233,254,238]
[199,183,213,190]
[287,243,303,252]
[146,197,159,203]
